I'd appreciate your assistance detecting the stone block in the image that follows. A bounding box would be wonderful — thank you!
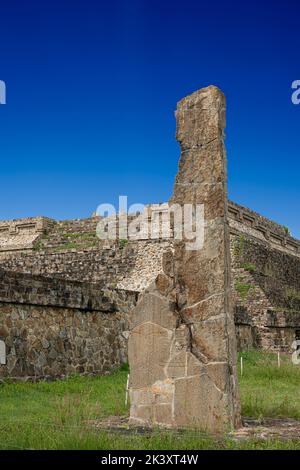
[128,322,173,389]
[173,374,227,432]
[130,292,177,330]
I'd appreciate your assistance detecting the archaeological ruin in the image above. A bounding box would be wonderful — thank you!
[0,85,299,430]
[128,85,241,430]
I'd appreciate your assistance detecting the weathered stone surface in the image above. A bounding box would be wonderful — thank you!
[128,321,173,389]
[130,292,177,330]
[173,374,227,431]
[0,273,137,380]
[190,316,228,363]
[129,85,241,432]
[167,351,204,379]
[166,351,187,379]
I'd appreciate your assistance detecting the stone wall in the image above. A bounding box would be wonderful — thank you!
[229,201,300,258]
[1,201,298,257]
[232,234,300,352]
[229,202,300,351]
[0,240,171,292]
[0,269,137,380]
[1,201,300,353]
[0,217,56,258]
[1,201,299,289]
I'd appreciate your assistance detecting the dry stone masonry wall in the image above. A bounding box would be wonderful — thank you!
[229,201,300,259]
[232,234,300,351]
[0,240,171,292]
[0,217,55,257]
[0,268,137,381]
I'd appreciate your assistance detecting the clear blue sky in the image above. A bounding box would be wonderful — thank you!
[0,1,299,237]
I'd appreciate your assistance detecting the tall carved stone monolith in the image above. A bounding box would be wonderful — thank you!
[128,86,241,432]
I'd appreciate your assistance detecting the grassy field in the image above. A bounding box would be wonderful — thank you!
[0,352,300,450]
[239,350,300,420]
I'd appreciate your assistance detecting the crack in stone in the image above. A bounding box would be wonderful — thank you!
[173,181,223,187]
[180,136,220,152]
[182,291,225,311]
[190,345,209,364]
[189,313,226,325]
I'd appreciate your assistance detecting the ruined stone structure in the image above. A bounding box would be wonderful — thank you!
[0,268,137,380]
[0,85,299,392]
[129,86,241,431]
[0,217,55,258]
[231,216,300,352]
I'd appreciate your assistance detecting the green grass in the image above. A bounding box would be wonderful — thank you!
[55,231,99,250]
[62,232,97,240]
[241,262,257,273]
[235,281,253,300]
[34,232,99,252]
[1,352,300,449]
[119,239,128,249]
[238,350,300,420]
[54,240,98,251]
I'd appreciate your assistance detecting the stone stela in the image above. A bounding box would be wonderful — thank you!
[128,86,241,432]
